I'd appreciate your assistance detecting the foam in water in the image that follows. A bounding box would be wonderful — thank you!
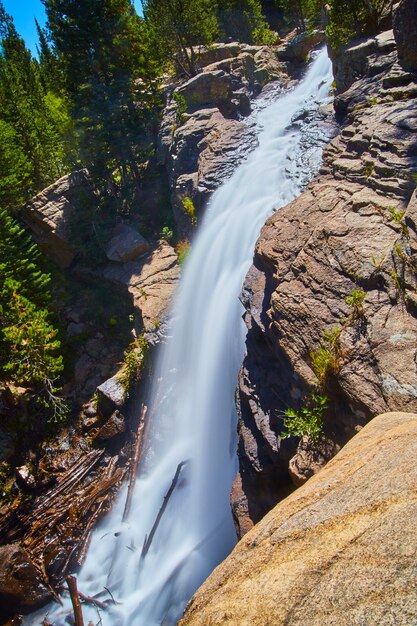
[29,49,333,626]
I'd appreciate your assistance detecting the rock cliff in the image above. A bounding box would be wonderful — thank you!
[181,411,417,626]
[234,18,417,534]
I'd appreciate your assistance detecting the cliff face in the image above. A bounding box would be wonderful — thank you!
[234,20,417,534]
[181,412,417,626]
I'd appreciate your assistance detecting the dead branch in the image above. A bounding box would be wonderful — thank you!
[66,575,85,626]
[141,461,187,559]
[122,405,147,522]
[77,590,108,610]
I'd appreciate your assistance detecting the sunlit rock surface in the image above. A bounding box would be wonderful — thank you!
[235,26,417,532]
[181,412,417,626]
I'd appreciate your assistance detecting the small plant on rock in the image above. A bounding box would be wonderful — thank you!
[310,326,342,389]
[345,288,367,320]
[160,226,174,243]
[176,240,190,266]
[119,334,148,392]
[281,393,328,444]
[182,196,197,225]
[173,92,187,126]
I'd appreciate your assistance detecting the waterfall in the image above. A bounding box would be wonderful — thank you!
[31,49,333,626]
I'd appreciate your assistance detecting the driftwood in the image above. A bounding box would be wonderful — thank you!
[0,448,127,596]
[122,405,147,522]
[141,461,187,559]
[66,576,85,626]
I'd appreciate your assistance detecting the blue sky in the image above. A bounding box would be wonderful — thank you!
[3,0,144,56]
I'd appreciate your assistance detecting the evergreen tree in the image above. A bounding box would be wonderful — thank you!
[0,208,50,305]
[326,0,393,48]
[0,2,76,210]
[143,0,219,76]
[217,0,275,44]
[42,0,160,214]
[0,210,67,423]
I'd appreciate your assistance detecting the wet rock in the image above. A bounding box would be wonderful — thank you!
[95,410,126,440]
[105,224,150,263]
[0,544,52,620]
[159,44,286,236]
[181,412,417,626]
[96,377,127,419]
[393,0,417,71]
[23,170,91,268]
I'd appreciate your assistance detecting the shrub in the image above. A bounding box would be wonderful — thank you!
[345,288,366,319]
[182,196,197,225]
[173,92,187,126]
[310,326,341,389]
[176,240,190,266]
[119,334,148,393]
[160,226,174,243]
[281,393,328,444]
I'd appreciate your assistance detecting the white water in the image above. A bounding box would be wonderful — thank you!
[32,50,333,626]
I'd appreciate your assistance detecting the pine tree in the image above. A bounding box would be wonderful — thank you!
[326,0,393,49]
[216,0,274,44]
[0,208,50,305]
[143,0,219,76]
[0,2,76,209]
[42,0,161,213]
[0,210,67,423]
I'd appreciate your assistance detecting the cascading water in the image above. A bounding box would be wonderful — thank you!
[30,49,333,626]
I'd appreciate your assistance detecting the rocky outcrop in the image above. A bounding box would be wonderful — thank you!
[176,70,233,111]
[100,241,180,337]
[331,29,397,93]
[393,0,417,71]
[181,412,417,626]
[235,30,417,532]
[277,29,325,63]
[105,224,149,263]
[159,42,290,236]
[23,170,92,267]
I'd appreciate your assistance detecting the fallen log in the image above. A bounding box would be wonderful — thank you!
[122,405,147,522]
[141,461,187,559]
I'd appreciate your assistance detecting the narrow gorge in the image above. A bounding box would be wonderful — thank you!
[0,1,417,625]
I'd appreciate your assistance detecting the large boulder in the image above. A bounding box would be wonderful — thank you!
[0,544,52,620]
[96,376,127,419]
[277,30,324,63]
[23,170,91,268]
[197,42,242,67]
[393,0,417,71]
[181,412,417,626]
[101,242,181,335]
[331,30,396,93]
[175,70,232,110]
[105,224,149,263]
